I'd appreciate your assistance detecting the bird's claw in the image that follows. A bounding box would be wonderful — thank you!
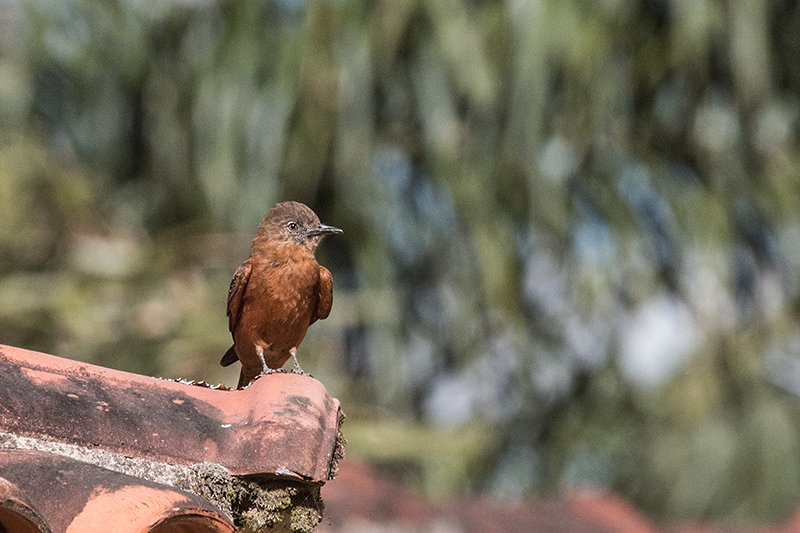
[241,365,285,389]
[256,367,285,379]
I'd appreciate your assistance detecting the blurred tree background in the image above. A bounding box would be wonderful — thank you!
[2,0,800,524]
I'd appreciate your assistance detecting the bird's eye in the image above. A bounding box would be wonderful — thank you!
[287,221,298,231]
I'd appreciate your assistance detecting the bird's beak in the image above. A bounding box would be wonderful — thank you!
[306,224,343,237]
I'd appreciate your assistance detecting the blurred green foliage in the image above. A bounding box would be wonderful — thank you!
[2,0,800,523]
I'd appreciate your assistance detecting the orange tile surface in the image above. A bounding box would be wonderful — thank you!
[0,344,341,481]
[0,449,234,533]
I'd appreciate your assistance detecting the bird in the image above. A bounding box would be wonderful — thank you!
[220,201,342,389]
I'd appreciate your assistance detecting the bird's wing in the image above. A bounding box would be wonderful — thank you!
[227,259,252,334]
[311,265,333,325]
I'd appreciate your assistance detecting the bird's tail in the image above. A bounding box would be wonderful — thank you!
[220,345,239,367]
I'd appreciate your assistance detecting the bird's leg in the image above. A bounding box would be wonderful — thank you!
[255,346,276,378]
[289,347,309,376]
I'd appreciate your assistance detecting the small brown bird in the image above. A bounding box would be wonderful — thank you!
[220,201,342,389]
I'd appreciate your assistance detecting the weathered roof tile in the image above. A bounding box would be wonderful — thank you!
[0,449,234,533]
[0,344,342,482]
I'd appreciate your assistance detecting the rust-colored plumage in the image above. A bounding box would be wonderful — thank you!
[221,201,342,389]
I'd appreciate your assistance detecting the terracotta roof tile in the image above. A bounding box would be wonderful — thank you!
[0,344,342,482]
[0,344,343,531]
[0,472,51,533]
[0,449,234,533]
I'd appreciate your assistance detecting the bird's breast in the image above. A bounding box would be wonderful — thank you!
[242,258,320,347]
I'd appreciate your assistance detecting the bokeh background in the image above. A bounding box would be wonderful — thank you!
[2,0,800,524]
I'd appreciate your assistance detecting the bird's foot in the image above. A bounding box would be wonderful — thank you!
[289,348,311,377]
[256,366,286,379]
[289,364,310,376]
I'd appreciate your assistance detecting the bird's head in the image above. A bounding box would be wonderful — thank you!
[254,201,342,255]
